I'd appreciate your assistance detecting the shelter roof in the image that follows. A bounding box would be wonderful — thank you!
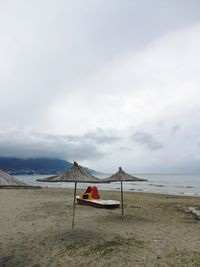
[37,162,106,183]
[0,170,29,187]
[104,167,147,182]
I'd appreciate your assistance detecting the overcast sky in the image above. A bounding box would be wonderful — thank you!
[0,0,200,173]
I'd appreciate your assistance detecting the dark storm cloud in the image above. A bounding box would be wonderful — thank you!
[0,130,104,160]
[0,128,119,161]
[132,132,164,151]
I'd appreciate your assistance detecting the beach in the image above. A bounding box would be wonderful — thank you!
[0,188,200,267]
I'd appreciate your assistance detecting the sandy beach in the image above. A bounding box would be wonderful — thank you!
[0,188,200,267]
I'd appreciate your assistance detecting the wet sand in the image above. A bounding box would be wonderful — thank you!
[0,188,200,267]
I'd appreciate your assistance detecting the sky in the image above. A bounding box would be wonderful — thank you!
[0,0,200,173]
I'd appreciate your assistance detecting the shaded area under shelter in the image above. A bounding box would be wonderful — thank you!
[37,162,109,229]
[104,167,147,215]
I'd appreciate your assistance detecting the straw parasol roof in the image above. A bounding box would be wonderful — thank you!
[37,162,107,230]
[104,167,147,182]
[0,169,40,189]
[37,162,102,183]
[104,167,147,216]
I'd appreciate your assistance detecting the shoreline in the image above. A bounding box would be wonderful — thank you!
[1,188,200,266]
[2,184,200,198]
[15,173,200,197]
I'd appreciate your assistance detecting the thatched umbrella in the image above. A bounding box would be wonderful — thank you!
[104,167,147,216]
[37,162,104,230]
[0,170,37,189]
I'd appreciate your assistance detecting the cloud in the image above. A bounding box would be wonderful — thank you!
[0,2,200,133]
[171,124,180,134]
[0,128,121,161]
[0,129,107,161]
[0,1,200,172]
[132,132,164,151]
[83,128,121,144]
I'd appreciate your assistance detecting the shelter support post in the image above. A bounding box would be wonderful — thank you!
[121,181,124,216]
[72,182,77,230]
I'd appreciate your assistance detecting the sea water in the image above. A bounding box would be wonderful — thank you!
[16,174,200,197]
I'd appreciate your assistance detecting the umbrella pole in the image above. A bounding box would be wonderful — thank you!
[121,181,124,216]
[72,182,77,230]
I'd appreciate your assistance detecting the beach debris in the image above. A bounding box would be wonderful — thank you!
[186,207,200,220]
[177,205,200,220]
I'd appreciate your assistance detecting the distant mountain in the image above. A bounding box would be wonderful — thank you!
[0,157,100,175]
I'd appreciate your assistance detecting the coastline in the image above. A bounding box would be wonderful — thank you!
[15,174,200,197]
[0,188,200,266]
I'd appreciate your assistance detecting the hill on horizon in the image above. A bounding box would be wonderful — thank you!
[0,157,99,175]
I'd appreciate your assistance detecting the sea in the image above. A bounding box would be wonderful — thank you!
[16,174,200,197]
